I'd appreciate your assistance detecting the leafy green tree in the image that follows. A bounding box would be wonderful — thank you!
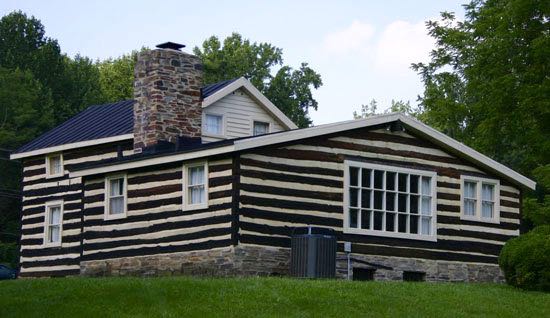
[0,67,54,149]
[412,0,550,175]
[97,51,140,102]
[353,99,420,119]
[194,33,322,127]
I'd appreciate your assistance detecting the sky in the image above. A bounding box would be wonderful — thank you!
[1,0,466,125]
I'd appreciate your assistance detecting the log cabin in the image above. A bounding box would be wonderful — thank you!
[10,42,536,281]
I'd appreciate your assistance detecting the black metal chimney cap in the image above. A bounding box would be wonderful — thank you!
[156,42,186,51]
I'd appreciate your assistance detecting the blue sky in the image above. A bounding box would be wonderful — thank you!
[1,0,465,125]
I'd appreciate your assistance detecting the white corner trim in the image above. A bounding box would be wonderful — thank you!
[11,134,134,160]
[202,77,298,130]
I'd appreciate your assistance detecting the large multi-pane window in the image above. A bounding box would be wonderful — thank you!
[183,162,208,210]
[44,201,63,246]
[461,176,500,223]
[105,175,127,219]
[344,161,437,241]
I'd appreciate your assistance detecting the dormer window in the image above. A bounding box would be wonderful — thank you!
[204,114,224,136]
[46,154,63,178]
[253,121,270,136]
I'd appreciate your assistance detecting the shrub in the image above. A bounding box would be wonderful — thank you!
[499,225,550,291]
[0,242,19,268]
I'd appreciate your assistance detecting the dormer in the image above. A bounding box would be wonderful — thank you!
[201,77,297,142]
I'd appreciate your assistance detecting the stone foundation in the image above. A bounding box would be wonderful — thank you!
[335,253,504,283]
[80,245,503,283]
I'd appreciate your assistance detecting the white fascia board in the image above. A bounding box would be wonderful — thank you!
[202,77,298,130]
[10,134,134,160]
[70,145,235,178]
[234,113,401,151]
[68,112,536,190]
[397,115,536,190]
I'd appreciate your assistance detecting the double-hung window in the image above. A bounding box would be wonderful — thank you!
[183,162,208,210]
[204,114,224,136]
[461,176,500,223]
[105,175,127,219]
[46,154,63,178]
[44,201,63,246]
[344,161,437,241]
[253,121,270,136]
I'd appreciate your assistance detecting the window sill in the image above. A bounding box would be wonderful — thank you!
[43,242,62,248]
[45,173,64,179]
[183,203,209,211]
[344,227,437,242]
[460,215,500,224]
[202,132,226,139]
[104,213,127,221]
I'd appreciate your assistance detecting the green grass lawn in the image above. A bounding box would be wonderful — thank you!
[0,277,548,318]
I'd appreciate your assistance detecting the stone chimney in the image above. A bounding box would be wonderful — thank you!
[133,42,203,152]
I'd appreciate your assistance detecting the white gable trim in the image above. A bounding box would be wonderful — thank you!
[10,134,135,160]
[202,77,298,130]
[69,113,536,190]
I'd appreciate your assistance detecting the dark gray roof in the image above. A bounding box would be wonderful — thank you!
[201,78,238,98]
[14,79,240,155]
[15,100,135,154]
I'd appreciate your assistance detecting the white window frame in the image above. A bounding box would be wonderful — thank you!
[343,161,437,242]
[44,200,63,247]
[104,174,128,220]
[252,120,271,136]
[45,153,64,178]
[203,112,225,138]
[460,175,500,224]
[182,161,209,211]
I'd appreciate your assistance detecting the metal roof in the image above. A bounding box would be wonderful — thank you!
[14,79,240,155]
[201,78,238,98]
[14,100,135,154]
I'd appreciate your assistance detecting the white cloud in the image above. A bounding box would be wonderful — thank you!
[373,20,435,75]
[322,21,375,55]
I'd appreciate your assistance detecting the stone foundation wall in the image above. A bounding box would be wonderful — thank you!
[80,245,503,283]
[335,253,504,283]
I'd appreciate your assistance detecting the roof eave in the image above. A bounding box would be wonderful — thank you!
[10,134,134,160]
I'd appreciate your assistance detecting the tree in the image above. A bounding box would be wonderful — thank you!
[194,33,322,127]
[0,67,54,149]
[353,99,420,119]
[412,0,550,176]
[97,51,140,102]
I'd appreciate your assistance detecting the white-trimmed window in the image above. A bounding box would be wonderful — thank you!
[46,153,63,178]
[253,121,270,136]
[105,174,127,219]
[204,113,224,136]
[183,162,208,210]
[344,161,437,241]
[460,176,500,223]
[44,200,63,246]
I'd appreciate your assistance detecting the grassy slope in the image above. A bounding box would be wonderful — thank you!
[0,277,548,318]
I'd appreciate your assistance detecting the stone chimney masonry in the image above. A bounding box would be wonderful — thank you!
[133,43,203,152]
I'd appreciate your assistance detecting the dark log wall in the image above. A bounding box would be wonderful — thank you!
[19,141,134,277]
[237,127,521,264]
[80,158,233,262]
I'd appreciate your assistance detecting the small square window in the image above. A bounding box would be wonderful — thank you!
[353,268,376,281]
[46,154,63,178]
[105,175,127,219]
[403,271,426,282]
[253,121,270,136]
[204,114,223,136]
